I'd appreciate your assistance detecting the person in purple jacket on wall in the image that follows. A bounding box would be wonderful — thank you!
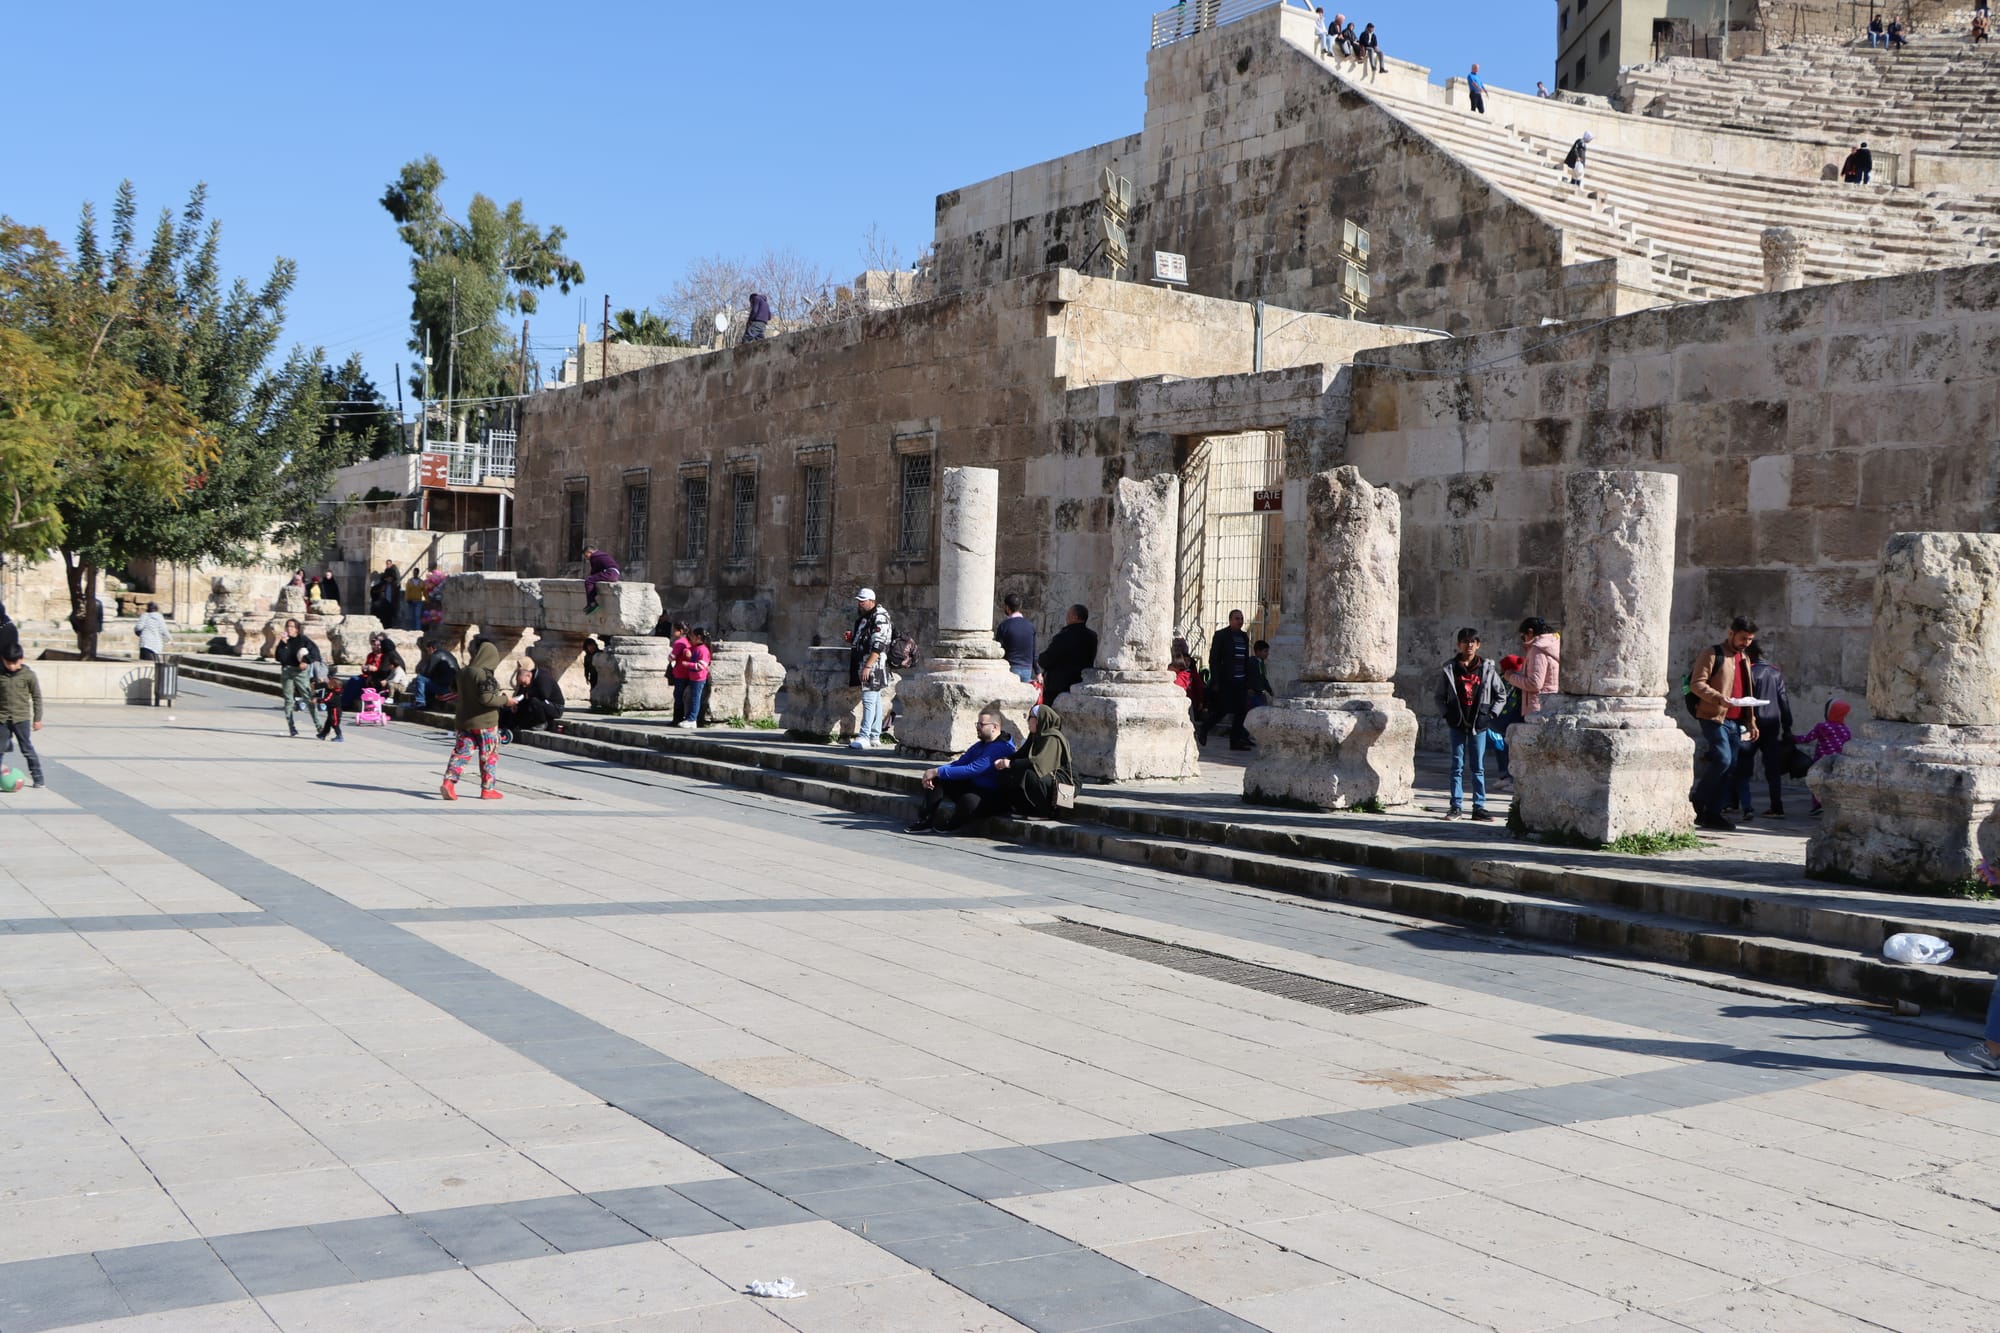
[904,707,1017,834]
[583,545,621,613]
[743,292,773,342]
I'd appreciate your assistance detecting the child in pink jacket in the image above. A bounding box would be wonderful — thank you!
[1800,699,1852,815]
[1507,618,1562,715]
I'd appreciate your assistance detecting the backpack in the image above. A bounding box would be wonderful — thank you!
[888,635,919,671]
[477,668,507,709]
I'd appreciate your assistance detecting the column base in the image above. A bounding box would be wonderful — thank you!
[708,639,788,724]
[894,657,1037,757]
[781,647,895,743]
[1063,671,1200,782]
[526,629,590,705]
[1511,698,1695,845]
[1243,684,1415,810]
[590,637,677,713]
[1807,722,2000,888]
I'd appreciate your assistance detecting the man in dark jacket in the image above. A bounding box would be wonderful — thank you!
[1200,610,1253,750]
[499,659,565,740]
[1035,604,1099,705]
[1841,142,1873,185]
[274,619,322,738]
[744,293,773,343]
[847,588,893,749]
[1735,647,1794,819]
[995,594,1036,683]
[1433,627,1505,820]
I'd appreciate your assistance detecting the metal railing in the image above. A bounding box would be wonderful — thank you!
[1149,0,1277,49]
[422,429,517,486]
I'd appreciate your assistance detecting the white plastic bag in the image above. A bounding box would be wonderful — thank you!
[1882,933,1954,966]
[745,1278,806,1300]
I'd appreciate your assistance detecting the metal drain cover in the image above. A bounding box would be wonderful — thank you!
[1027,920,1421,1015]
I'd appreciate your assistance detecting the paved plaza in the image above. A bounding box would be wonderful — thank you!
[3,684,2000,1333]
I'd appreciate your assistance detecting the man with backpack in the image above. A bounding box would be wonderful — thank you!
[1199,609,1255,751]
[1688,617,1763,831]
[846,588,893,751]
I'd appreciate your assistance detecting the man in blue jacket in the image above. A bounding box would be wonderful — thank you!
[904,707,1016,833]
[1467,63,1487,115]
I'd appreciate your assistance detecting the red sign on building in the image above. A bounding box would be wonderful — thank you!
[419,452,452,489]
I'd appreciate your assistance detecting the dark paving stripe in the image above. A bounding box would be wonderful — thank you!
[17,758,1258,1333]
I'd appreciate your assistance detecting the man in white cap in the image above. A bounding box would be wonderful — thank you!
[844,587,893,750]
[1564,131,1593,187]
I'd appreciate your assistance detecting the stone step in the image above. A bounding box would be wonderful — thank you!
[173,657,2000,1019]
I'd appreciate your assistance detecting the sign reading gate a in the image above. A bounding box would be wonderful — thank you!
[1251,487,1283,512]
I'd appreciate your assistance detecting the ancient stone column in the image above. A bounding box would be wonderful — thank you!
[1760,227,1804,293]
[1808,531,2000,887]
[894,467,1037,755]
[533,577,656,709]
[708,596,786,724]
[1511,469,1695,844]
[1243,466,1415,808]
[1065,474,1201,781]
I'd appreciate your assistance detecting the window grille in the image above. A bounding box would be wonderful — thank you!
[624,484,649,566]
[800,464,830,561]
[681,476,708,562]
[897,452,933,557]
[565,488,587,563]
[729,472,757,562]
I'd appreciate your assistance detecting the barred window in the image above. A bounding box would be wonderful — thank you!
[800,464,830,561]
[565,487,587,563]
[623,484,649,566]
[680,476,708,562]
[896,451,932,557]
[728,472,757,563]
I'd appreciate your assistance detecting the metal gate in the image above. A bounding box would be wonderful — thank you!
[1176,431,1284,652]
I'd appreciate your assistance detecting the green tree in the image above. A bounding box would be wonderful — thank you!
[381,156,583,437]
[1,220,214,654]
[4,185,344,656]
[320,352,404,460]
[610,307,688,347]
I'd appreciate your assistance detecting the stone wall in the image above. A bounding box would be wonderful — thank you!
[934,6,1598,335]
[512,270,1419,669]
[1343,262,2000,730]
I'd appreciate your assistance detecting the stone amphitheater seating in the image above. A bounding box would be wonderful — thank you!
[1619,31,2000,156]
[1293,31,2000,304]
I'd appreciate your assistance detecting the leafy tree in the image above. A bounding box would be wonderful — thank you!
[320,352,404,460]
[609,308,687,347]
[4,185,343,656]
[381,156,583,436]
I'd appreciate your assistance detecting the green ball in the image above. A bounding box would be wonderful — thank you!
[0,768,20,794]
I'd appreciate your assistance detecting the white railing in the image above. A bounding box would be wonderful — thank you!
[1149,0,1278,49]
[422,429,517,486]
[483,429,517,479]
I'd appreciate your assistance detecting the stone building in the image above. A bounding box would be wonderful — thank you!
[510,2,1999,742]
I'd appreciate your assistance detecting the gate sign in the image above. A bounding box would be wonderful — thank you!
[1251,487,1283,512]
[419,451,452,489]
[1153,250,1188,285]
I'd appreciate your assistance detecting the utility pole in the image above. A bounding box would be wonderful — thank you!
[445,277,458,443]
[393,362,405,451]
[514,321,530,429]
[602,295,611,382]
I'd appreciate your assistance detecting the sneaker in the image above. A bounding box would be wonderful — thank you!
[1946,1043,2000,1076]
[332,734,343,743]
[1765,807,1787,818]
[1737,809,1756,823]
[902,820,933,834]
[440,780,458,801]
[1470,807,1494,822]
[1444,808,1463,820]
[848,739,866,751]
[479,788,504,801]
[676,720,697,730]
[1695,814,1737,832]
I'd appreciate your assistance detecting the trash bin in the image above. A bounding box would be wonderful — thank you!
[155,655,179,706]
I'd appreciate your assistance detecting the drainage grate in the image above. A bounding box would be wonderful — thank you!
[1027,921,1422,1016]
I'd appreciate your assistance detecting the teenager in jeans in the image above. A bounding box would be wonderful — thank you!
[1433,628,1504,821]
[1689,617,1762,831]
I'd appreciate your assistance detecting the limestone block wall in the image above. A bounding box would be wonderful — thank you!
[1343,262,2000,731]
[934,6,1580,335]
[512,270,1382,669]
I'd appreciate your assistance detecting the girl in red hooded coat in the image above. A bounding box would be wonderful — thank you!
[1799,699,1852,815]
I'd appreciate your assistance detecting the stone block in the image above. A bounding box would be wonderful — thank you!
[894,663,1038,757]
[591,638,677,713]
[541,579,659,635]
[1866,531,2000,726]
[1064,672,1200,782]
[328,617,385,667]
[782,646,895,742]
[1561,470,1678,698]
[528,630,596,706]
[1509,701,1696,845]
[1242,685,1417,810]
[707,639,787,723]
[1807,723,2000,888]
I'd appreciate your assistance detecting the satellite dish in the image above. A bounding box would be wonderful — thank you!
[713,312,731,333]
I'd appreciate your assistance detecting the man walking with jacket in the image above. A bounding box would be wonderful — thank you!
[1199,610,1255,750]
[846,588,892,750]
[1690,617,1762,831]
[1036,605,1099,705]
[1434,628,1504,820]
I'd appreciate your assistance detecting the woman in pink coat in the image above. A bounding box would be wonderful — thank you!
[1507,617,1561,715]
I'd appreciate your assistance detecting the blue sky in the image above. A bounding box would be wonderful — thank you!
[3,1,1544,403]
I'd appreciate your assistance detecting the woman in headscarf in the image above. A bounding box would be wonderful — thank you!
[994,704,1077,819]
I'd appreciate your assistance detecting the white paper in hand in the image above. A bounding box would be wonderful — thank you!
[1729,696,1769,708]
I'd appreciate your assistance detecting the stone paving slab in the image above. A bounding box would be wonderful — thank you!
[4,693,2000,1332]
